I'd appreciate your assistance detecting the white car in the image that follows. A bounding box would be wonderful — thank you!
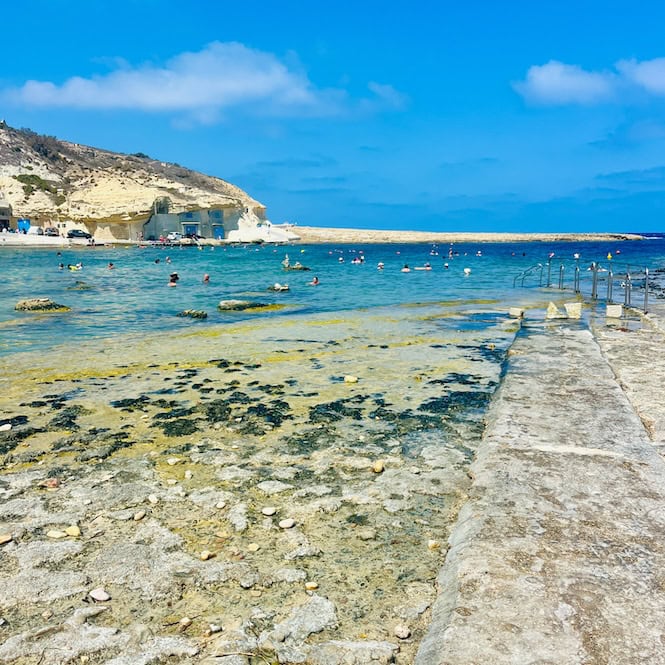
[166,232,182,242]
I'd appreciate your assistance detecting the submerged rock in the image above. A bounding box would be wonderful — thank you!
[15,298,70,312]
[218,300,269,311]
[177,309,208,319]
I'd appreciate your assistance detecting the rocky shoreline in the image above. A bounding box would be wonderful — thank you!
[291,227,645,244]
[0,302,517,664]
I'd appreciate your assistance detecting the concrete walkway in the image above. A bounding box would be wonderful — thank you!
[416,321,665,665]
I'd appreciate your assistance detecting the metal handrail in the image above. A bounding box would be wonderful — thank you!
[514,256,652,313]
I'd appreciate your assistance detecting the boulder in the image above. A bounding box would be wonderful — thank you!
[177,310,208,319]
[15,298,70,312]
[218,300,268,311]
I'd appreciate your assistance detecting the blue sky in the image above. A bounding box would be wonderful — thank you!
[2,0,665,232]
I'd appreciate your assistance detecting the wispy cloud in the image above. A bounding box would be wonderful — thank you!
[3,41,404,123]
[513,60,615,105]
[514,56,665,105]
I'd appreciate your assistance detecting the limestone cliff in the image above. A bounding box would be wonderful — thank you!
[0,122,264,227]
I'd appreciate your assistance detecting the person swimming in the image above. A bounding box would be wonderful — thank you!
[203,273,210,283]
[309,276,320,285]
[168,272,179,287]
[401,264,411,273]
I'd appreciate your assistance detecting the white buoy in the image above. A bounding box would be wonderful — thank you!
[463,268,471,275]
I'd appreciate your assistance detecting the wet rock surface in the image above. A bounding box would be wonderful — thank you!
[0,303,514,663]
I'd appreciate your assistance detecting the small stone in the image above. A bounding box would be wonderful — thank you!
[167,457,180,466]
[344,375,359,383]
[394,624,411,639]
[0,423,11,432]
[46,530,67,539]
[41,610,53,620]
[216,501,227,509]
[44,478,60,489]
[166,478,177,485]
[184,470,193,480]
[279,518,296,529]
[250,590,262,597]
[427,539,440,550]
[88,587,111,602]
[215,531,229,539]
[247,543,260,552]
[133,510,146,521]
[372,460,385,474]
[147,494,158,504]
[305,581,319,590]
[0,533,12,545]
[209,623,223,634]
[179,616,192,628]
[261,506,277,516]
[200,550,214,561]
[65,525,81,537]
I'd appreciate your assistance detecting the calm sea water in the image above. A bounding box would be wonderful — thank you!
[1,237,665,357]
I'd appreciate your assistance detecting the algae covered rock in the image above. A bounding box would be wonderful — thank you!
[15,298,70,312]
[177,309,208,319]
[218,299,268,311]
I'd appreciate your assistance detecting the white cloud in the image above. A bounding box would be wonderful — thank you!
[3,41,397,121]
[366,82,408,110]
[616,57,665,95]
[513,60,615,105]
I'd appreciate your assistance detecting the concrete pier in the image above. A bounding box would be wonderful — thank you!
[416,321,665,665]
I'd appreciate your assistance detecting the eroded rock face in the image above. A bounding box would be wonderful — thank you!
[15,298,70,312]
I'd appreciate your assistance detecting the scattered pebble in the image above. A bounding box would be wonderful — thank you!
[372,460,385,473]
[166,479,177,486]
[247,543,260,552]
[215,531,229,539]
[65,525,81,537]
[261,506,277,516]
[305,581,319,590]
[344,375,359,383]
[88,588,111,602]
[179,616,192,628]
[215,501,227,509]
[46,530,67,539]
[250,590,262,597]
[0,533,12,545]
[41,610,53,620]
[200,550,214,561]
[184,470,193,480]
[0,423,11,432]
[167,457,180,466]
[279,518,296,529]
[147,494,158,504]
[394,624,411,639]
[133,510,146,521]
[208,623,223,634]
[427,539,440,550]
[44,478,60,489]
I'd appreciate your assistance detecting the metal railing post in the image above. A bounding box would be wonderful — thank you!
[607,267,613,303]
[558,264,564,289]
[591,262,598,300]
[574,264,580,293]
[625,271,631,307]
[546,258,552,287]
[644,268,649,313]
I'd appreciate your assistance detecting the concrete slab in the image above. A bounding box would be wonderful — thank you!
[416,322,665,665]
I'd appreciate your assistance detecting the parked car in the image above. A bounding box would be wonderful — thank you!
[166,232,182,242]
[67,229,92,239]
[44,228,60,237]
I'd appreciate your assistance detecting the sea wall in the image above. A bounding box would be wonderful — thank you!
[416,320,665,664]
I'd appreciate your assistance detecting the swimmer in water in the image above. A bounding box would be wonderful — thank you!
[309,276,320,286]
[203,273,210,283]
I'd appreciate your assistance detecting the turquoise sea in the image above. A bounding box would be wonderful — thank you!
[2,236,664,356]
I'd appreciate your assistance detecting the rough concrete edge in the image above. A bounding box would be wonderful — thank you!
[414,324,527,664]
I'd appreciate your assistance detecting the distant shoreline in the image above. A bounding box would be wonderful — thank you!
[289,226,645,244]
